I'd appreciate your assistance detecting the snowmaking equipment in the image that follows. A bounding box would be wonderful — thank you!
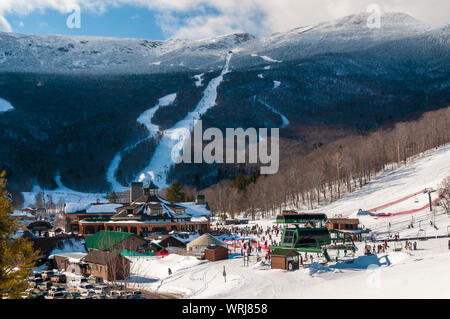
[270,212,357,263]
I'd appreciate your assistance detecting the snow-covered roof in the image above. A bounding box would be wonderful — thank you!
[178,202,212,218]
[186,233,226,247]
[11,210,34,218]
[49,252,87,262]
[65,202,121,214]
[86,203,122,213]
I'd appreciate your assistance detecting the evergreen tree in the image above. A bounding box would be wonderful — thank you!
[166,180,185,203]
[232,172,246,190]
[0,171,37,299]
[108,191,118,203]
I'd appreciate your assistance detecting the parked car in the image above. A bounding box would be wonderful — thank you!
[67,292,83,299]
[67,276,88,288]
[42,271,56,281]
[46,291,67,299]
[28,273,42,281]
[80,289,96,298]
[50,286,66,293]
[110,290,126,299]
[51,274,67,283]
[28,278,43,288]
[94,285,108,294]
[34,291,48,299]
[78,283,95,291]
[93,294,110,299]
[37,281,51,291]
[88,275,103,285]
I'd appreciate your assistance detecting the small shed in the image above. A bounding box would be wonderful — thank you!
[270,249,300,271]
[204,245,229,262]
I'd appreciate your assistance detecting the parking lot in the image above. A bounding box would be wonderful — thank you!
[25,269,171,299]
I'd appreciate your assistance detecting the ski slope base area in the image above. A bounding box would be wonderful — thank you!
[127,239,450,299]
[125,145,450,299]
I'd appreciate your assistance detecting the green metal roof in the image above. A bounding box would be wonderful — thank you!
[85,230,134,251]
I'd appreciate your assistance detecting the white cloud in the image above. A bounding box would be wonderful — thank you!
[0,0,449,38]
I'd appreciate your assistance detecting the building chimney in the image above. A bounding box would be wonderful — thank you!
[130,182,143,203]
[195,194,205,205]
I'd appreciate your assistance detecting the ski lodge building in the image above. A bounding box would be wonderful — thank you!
[65,182,211,236]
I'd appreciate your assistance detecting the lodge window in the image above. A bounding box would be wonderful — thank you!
[283,230,295,244]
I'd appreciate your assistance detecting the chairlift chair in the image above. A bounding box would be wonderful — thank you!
[394,241,403,252]
[417,229,427,240]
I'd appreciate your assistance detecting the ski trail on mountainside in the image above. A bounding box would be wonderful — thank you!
[106,93,177,191]
[138,53,233,188]
[257,97,290,128]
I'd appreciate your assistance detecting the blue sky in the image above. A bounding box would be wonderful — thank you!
[6,6,166,40]
[0,1,448,40]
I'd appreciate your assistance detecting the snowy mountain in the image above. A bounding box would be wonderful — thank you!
[0,12,449,196]
[0,12,444,74]
[0,31,254,74]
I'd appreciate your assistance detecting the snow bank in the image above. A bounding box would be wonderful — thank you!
[0,97,14,113]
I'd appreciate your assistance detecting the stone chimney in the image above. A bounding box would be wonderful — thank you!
[195,194,205,205]
[130,182,143,203]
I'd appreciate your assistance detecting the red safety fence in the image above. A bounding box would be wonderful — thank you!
[368,189,426,212]
[377,190,447,218]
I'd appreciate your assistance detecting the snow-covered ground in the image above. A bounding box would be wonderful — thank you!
[21,175,107,208]
[127,144,450,299]
[127,237,450,299]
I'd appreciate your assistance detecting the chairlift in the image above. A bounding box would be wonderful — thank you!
[417,229,427,240]
[393,241,403,252]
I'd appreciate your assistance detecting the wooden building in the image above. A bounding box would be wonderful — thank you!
[65,203,122,233]
[51,252,87,273]
[326,218,362,240]
[204,245,229,262]
[270,249,300,271]
[76,182,210,236]
[82,250,130,281]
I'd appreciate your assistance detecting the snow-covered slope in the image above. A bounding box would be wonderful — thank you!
[0,12,441,74]
[0,32,253,74]
[309,145,450,219]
